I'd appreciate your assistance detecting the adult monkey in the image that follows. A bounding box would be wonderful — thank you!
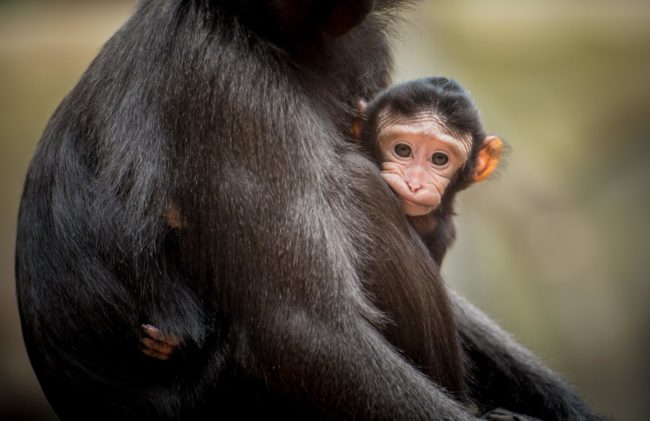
[15,0,599,420]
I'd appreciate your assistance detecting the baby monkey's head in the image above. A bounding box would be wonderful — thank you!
[356,77,504,216]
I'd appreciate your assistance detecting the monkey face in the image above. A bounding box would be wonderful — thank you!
[377,114,471,217]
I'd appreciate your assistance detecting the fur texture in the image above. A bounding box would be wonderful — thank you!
[16,1,599,420]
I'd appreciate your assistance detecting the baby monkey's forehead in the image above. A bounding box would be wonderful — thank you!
[377,111,472,158]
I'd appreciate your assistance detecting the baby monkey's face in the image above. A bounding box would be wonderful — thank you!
[377,113,472,217]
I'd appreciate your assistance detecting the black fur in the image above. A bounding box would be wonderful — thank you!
[15,1,600,420]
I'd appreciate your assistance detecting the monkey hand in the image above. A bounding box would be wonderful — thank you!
[140,324,182,361]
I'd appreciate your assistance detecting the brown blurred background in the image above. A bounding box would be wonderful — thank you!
[1,0,649,419]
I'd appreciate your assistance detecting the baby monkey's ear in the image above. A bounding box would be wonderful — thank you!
[473,135,504,182]
[350,99,368,142]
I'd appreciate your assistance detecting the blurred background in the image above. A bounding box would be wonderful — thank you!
[1,0,648,419]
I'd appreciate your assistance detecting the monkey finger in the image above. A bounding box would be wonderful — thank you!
[141,324,181,346]
[141,337,177,355]
[141,347,171,361]
[141,324,164,340]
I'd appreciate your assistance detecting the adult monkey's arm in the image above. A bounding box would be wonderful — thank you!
[450,291,603,420]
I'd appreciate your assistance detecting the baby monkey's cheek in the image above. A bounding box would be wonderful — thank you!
[381,172,412,200]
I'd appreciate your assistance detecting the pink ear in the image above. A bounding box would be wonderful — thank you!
[474,136,504,182]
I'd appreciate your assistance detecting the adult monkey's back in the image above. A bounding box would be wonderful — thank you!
[15,1,599,420]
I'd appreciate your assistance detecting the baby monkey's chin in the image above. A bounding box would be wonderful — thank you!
[402,200,435,217]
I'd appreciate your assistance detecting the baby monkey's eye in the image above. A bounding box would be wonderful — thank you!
[394,143,412,158]
[431,152,449,166]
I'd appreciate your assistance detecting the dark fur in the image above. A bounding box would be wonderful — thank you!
[16,1,600,420]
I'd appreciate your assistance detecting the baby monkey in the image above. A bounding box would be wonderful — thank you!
[354,76,504,265]
[142,77,504,360]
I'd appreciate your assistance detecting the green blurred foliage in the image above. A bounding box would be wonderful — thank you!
[1,0,648,420]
